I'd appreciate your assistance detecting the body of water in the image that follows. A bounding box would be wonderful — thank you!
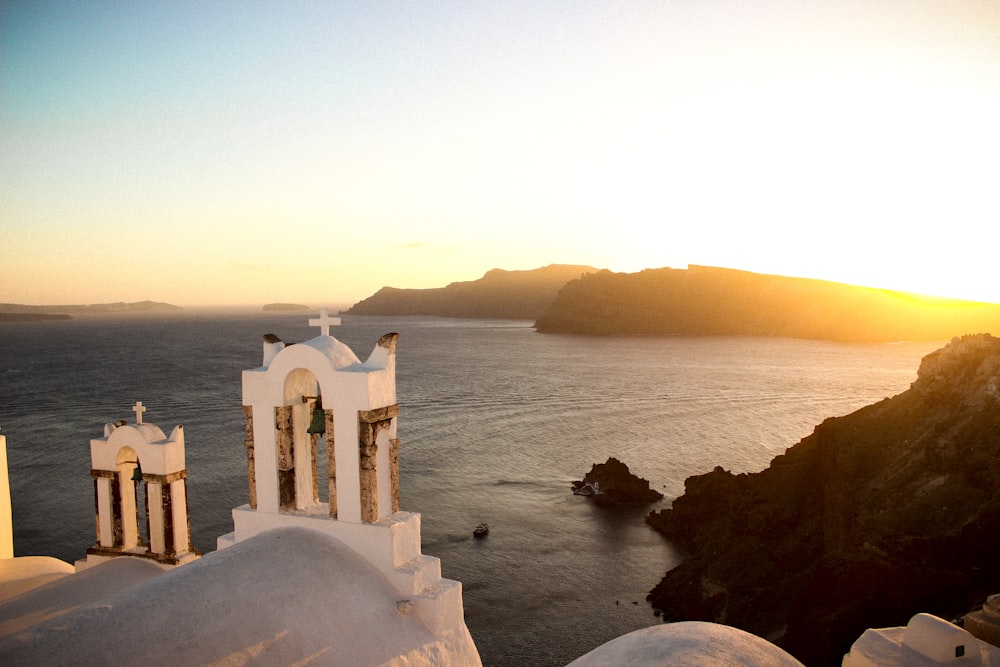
[0,313,941,665]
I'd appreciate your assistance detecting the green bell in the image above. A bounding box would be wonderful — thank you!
[307,402,326,435]
[131,461,144,482]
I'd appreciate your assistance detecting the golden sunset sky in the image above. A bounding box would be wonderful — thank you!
[2,1,998,307]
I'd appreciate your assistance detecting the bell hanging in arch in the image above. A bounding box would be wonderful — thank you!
[307,400,326,435]
[130,461,144,482]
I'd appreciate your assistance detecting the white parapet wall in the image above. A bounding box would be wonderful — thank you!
[1,435,11,559]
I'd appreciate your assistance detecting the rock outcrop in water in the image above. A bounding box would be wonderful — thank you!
[645,334,1000,666]
[343,264,598,320]
[573,457,664,505]
[534,265,1000,342]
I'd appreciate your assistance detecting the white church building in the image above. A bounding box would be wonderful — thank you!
[0,311,997,666]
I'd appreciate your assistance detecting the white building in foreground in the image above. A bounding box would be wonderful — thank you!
[843,611,1000,667]
[0,312,997,666]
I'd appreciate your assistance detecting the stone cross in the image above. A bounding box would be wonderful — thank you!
[132,401,146,425]
[309,308,341,337]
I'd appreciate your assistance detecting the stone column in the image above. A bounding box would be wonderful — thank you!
[119,471,143,550]
[92,477,101,544]
[147,480,165,554]
[390,438,401,513]
[169,475,191,555]
[111,472,123,548]
[162,479,176,555]
[91,471,115,548]
[310,433,320,504]
[358,405,399,524]
[243,405,257,510]
[275,406,295,511]
[358,423,379,524]
[142,483,151,551]
[325,409,336,518]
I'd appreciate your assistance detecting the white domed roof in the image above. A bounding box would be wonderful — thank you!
[566,622,803,667]
[0,528,480,666]
[129,423,168,442]
[301,335,361,369]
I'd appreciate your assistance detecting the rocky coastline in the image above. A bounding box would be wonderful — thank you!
[644,334,1000,666]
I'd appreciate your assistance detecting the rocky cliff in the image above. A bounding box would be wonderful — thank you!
[645,334,1000,666]
[343,265,598,320]
[534,266,1000,342]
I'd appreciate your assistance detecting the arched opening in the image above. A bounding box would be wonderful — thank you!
[115,447,146,551]
[306,396,331,505]
[280,368,332,512]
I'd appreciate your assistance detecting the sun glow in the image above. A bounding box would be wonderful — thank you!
[1,1,998,306]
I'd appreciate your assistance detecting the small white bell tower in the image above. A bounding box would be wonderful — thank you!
[79,401,200,570]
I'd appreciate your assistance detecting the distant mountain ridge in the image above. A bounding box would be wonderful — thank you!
[534,265,1000,342]
[343,264,598,320]
[0,301,181,317]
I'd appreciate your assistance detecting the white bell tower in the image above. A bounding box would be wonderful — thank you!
[218,311,467,636]
[79,401,200,570]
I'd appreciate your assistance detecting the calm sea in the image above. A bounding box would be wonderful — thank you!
[0,313,942,666]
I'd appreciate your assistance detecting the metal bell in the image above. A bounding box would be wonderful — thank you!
[131,461,144,482]
[307,402,326,435]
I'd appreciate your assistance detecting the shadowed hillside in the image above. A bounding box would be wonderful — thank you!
[534,266,1000,342]
[646,334,1000,665]
[343,264,598,320]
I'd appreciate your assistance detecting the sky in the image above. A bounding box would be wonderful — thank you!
[2,0,999,307]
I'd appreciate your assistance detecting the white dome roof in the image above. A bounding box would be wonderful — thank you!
[300,335,361,369]
[0,527,480,666]
[566,622,803,667]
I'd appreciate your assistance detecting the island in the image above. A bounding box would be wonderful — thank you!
[644,333,1000,666]
[0,301,181,318]
[0,313,72,322]
[343,264,598,320]
[262,303,311,312]
[534,265,1000,342]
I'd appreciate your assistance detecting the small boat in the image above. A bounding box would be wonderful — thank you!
[473,522,490,538]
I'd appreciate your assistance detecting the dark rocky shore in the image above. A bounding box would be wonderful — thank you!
[646,334,1000,666]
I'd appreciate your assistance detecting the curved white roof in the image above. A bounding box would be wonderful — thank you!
[0,527,479,666]
[299,335,362,369]
[566,622,804,667]
[120,423,168,443]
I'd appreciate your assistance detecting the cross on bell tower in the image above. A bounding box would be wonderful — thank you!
[308,308,341,337]
[132,401,146,425]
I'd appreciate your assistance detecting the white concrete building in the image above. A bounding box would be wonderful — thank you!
[843,612,1000,666]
